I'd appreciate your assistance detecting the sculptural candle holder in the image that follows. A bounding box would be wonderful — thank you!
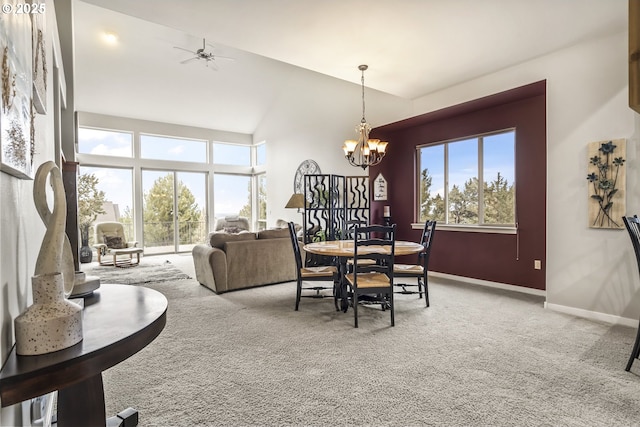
[14,272,83,355]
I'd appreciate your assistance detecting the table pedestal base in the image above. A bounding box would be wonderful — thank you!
[58,373,139,427]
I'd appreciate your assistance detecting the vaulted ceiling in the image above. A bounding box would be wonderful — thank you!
[74,0,627,134]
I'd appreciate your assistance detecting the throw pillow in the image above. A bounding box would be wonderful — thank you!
[223,226,241,234]
[104,235,126,249]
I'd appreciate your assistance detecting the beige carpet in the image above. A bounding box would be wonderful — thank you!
[102,276,640,426]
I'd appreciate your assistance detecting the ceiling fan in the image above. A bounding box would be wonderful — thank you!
[173,38,234,70]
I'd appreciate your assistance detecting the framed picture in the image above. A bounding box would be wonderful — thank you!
[0,3,34,179]
[31,10,46,114]
[373,173,387,201]
[631,0,640,114]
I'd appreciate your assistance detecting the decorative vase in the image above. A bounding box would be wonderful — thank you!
[14,272,83,355]
[79,225,92,263]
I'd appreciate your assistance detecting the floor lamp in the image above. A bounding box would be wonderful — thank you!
[285,193,305,226]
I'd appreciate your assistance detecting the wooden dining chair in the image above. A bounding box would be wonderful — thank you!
[288,222,340,311]
[342,219,375,272]
[345,223,396,328]
[623,215,640,371]
[394,220,436,307]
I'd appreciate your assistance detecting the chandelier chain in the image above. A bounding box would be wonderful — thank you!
[361,68,366,124]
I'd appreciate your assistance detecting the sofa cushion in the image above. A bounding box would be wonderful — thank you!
[257,228,290,240]
[209,231,256,249]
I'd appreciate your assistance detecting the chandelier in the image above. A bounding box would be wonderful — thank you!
[342,64,388,169]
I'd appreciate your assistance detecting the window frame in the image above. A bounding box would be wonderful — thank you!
[415,128,517,234]
[77,122,267,251]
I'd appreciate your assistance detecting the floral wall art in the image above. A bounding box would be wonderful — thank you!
[586,139,626,229]
[0,1,34,179]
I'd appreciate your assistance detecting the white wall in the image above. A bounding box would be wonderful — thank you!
[0,1,62,424]
[253,67,412,226]
[412,31,638,323]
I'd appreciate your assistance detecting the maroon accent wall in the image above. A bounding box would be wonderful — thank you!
[369,81,547,290]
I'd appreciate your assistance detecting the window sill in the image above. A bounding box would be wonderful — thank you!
[410,223,517,234]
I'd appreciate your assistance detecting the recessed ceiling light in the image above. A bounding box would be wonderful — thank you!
[102,31,118,45]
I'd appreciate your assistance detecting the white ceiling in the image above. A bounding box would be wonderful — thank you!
[73,0,627,134]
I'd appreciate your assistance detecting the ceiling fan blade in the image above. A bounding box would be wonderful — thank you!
[173,46,196,54]
[180,57,198,64]
[215,55,235,62]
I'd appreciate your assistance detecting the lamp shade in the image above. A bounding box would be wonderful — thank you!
[285,193,305,209]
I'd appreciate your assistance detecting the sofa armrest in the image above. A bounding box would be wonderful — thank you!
[126,241,139,248]
[192,244,228,293]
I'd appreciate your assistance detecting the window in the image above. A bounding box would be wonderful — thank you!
[257,174,267,230]
[77,121,266,251]
[78,166,133,245]
[214,174,252,223]
[78,128,132,157]
[418,129,515,226]
[140,134,206,162]
[256,143,266,166]
[213,142,250,166]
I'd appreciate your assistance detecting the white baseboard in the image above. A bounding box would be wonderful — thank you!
[544,302,638,328]
[429,272,546,296]
[429,271,638,327]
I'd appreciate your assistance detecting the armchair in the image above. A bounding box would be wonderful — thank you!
[214,216,251,233]
[93,221,142,267]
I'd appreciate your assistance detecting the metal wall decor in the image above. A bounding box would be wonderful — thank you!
[293,159,320,195]
[587,139,626,229]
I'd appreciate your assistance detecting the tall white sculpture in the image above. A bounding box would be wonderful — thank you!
[14,161,83,355]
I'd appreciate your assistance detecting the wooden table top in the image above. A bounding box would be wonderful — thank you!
[0,284,167,407]
[303,240,424,257]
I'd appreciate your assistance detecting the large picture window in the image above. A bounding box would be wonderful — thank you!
[418,129,515,226]
[77,118,265,255]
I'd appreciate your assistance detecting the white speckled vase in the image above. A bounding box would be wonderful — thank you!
[14,272,83,355]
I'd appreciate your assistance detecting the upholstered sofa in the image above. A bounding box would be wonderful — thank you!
[192,228,297,293]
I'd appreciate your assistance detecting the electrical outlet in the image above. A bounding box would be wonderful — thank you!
[534,260,541,270]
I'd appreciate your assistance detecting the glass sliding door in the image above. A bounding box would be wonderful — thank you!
[78,166,133,248]
[143,170,206,254]
[176,172,207,252]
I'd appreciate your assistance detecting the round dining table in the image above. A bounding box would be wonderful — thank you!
[303,240,424,311]
[303,240,424,258]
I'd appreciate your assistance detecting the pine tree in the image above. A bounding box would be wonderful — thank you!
[143,174,201,246]
[483,172,514,224]
[77,173,106,242]
[419,168,433,221]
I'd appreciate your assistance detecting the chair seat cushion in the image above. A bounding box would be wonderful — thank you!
[346,272,391,289]
[346,258,376,266]
[301,266,337,278]
[393,264,423,274]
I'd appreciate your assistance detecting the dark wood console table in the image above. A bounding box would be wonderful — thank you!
[0,284,167,426]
